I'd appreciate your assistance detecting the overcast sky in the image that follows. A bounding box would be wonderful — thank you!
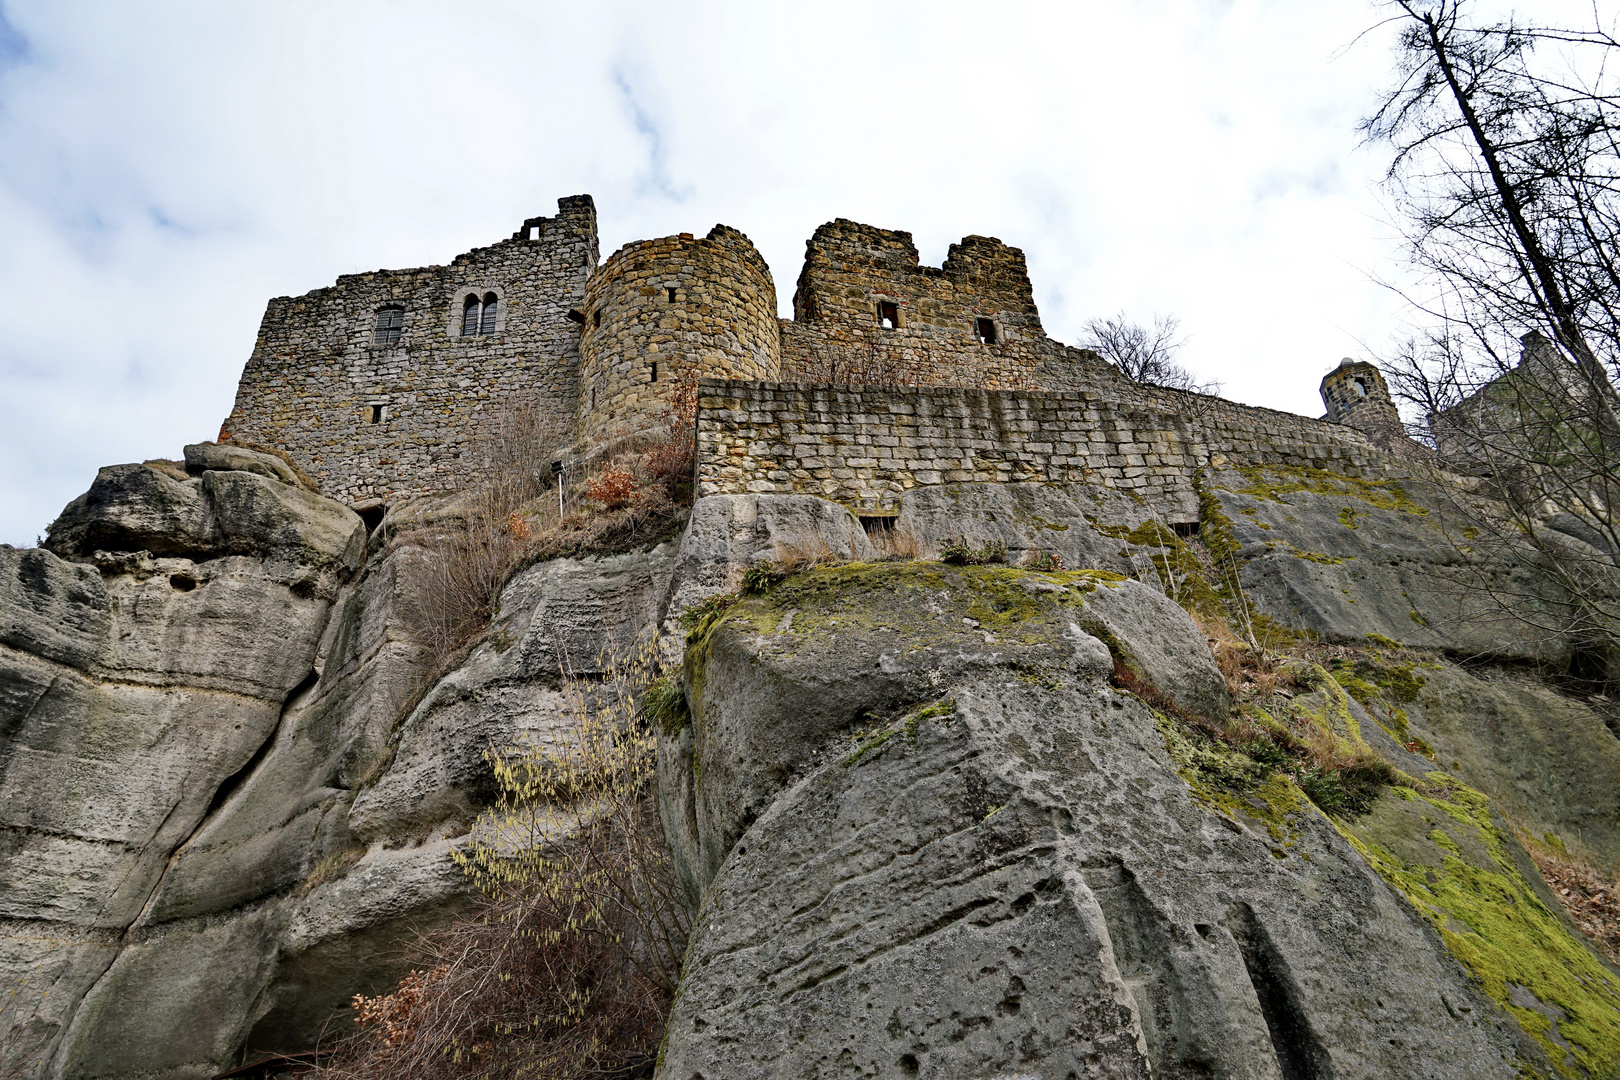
[0,0,1580,544]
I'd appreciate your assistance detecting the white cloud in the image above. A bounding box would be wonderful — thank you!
[0,0,1569,542]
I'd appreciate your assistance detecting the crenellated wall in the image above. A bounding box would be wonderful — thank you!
[695,379,1388,521]
[221,196,598,504]
[575,226,779,444]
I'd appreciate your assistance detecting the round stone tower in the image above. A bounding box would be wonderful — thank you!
[576,224,779,444]
[1320,358,1405,447]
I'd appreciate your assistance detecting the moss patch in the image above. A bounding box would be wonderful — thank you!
[1342,784,1620,1076]
[1227,464,1432,517]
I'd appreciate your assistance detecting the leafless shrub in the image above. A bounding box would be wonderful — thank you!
[317,639,685,1080]
[1081,312,1219,396]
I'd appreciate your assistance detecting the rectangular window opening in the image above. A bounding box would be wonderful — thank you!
[877,301,899,330]
[567,309,585,324]
[366,405,386,425]
[594,310,602,328]
[975,317,998,345]
[666,286,677,303]
[528,225,541,240]
[650,361,658,382]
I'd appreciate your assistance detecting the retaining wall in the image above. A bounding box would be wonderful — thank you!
[695,379,1388,520]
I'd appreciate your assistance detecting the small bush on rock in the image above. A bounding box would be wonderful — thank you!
[940,538,1007,566]
[319,640,687,1080]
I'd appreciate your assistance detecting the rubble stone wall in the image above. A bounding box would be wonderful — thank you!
[221,196,598,504]
[695,379,1387,520]
[777,220,1055,391]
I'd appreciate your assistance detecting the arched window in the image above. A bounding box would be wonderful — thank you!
[460,293,501,336]
[373,305,404,346]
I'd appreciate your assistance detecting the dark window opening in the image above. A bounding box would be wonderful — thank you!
[373,305,404,346]
[650,361,658,382]
[594,310,602,328]
[666,286,677,303]
[859,514,896,535]
[566,309,585,324]
[462,294,498,336]
[877,301,899,330]
[366,404,386,425]
[1171,521,1199,539]
[1353,377,1368,397]
[974,317,997,344]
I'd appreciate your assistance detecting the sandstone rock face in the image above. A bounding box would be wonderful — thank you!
[6,475,1620,1077]
[656,563,1536,1079]
[1,462,366,1078]
[2,466,706,1078]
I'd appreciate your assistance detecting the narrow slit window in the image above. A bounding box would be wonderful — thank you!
[373,306,404,346]
[974,317,997,345]
[461,295,481,336]
[366,405,386,425]
[650,361,658,382]
[480,292,498,335]
[594,310,603,328]
[666,286,677,303]
[877,300,899,329]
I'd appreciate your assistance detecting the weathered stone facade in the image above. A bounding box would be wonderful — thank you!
[778,219,1093,390]
[695,379,1387,522]
[576,226,778,444]
[221,196,599,504]
[218,193,1412,510]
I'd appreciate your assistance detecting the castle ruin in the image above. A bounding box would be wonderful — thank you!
[221,195,1416,512]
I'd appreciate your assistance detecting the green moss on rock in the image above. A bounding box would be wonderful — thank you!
[1342,784,1620,1076]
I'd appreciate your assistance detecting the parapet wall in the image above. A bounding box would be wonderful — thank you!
[222,196,598,503]
[695,379,1386,521]
[778,220,1057,390]
[576,226,778,444]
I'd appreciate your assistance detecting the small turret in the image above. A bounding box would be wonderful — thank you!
[1320,359,1405,446]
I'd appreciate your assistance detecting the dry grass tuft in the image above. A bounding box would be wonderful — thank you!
[142,459,190,483]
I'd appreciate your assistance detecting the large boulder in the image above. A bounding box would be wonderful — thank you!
[655,561,1592,1079]
[662,563,1229,901]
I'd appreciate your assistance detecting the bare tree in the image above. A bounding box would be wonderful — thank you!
[1363,0,1620,678]
[1081,312,1219,395]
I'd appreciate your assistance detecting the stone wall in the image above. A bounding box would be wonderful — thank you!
[221,196,598,504]
[777,220,1059,390]
[695,379,1387,521]
[575,226,778,444]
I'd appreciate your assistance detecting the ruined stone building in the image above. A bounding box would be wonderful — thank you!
[221,194,1417,516]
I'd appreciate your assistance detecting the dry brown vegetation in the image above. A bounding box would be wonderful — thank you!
[318,641,686,1080]
[1520,839,1620,967]
[400,379,698,670]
